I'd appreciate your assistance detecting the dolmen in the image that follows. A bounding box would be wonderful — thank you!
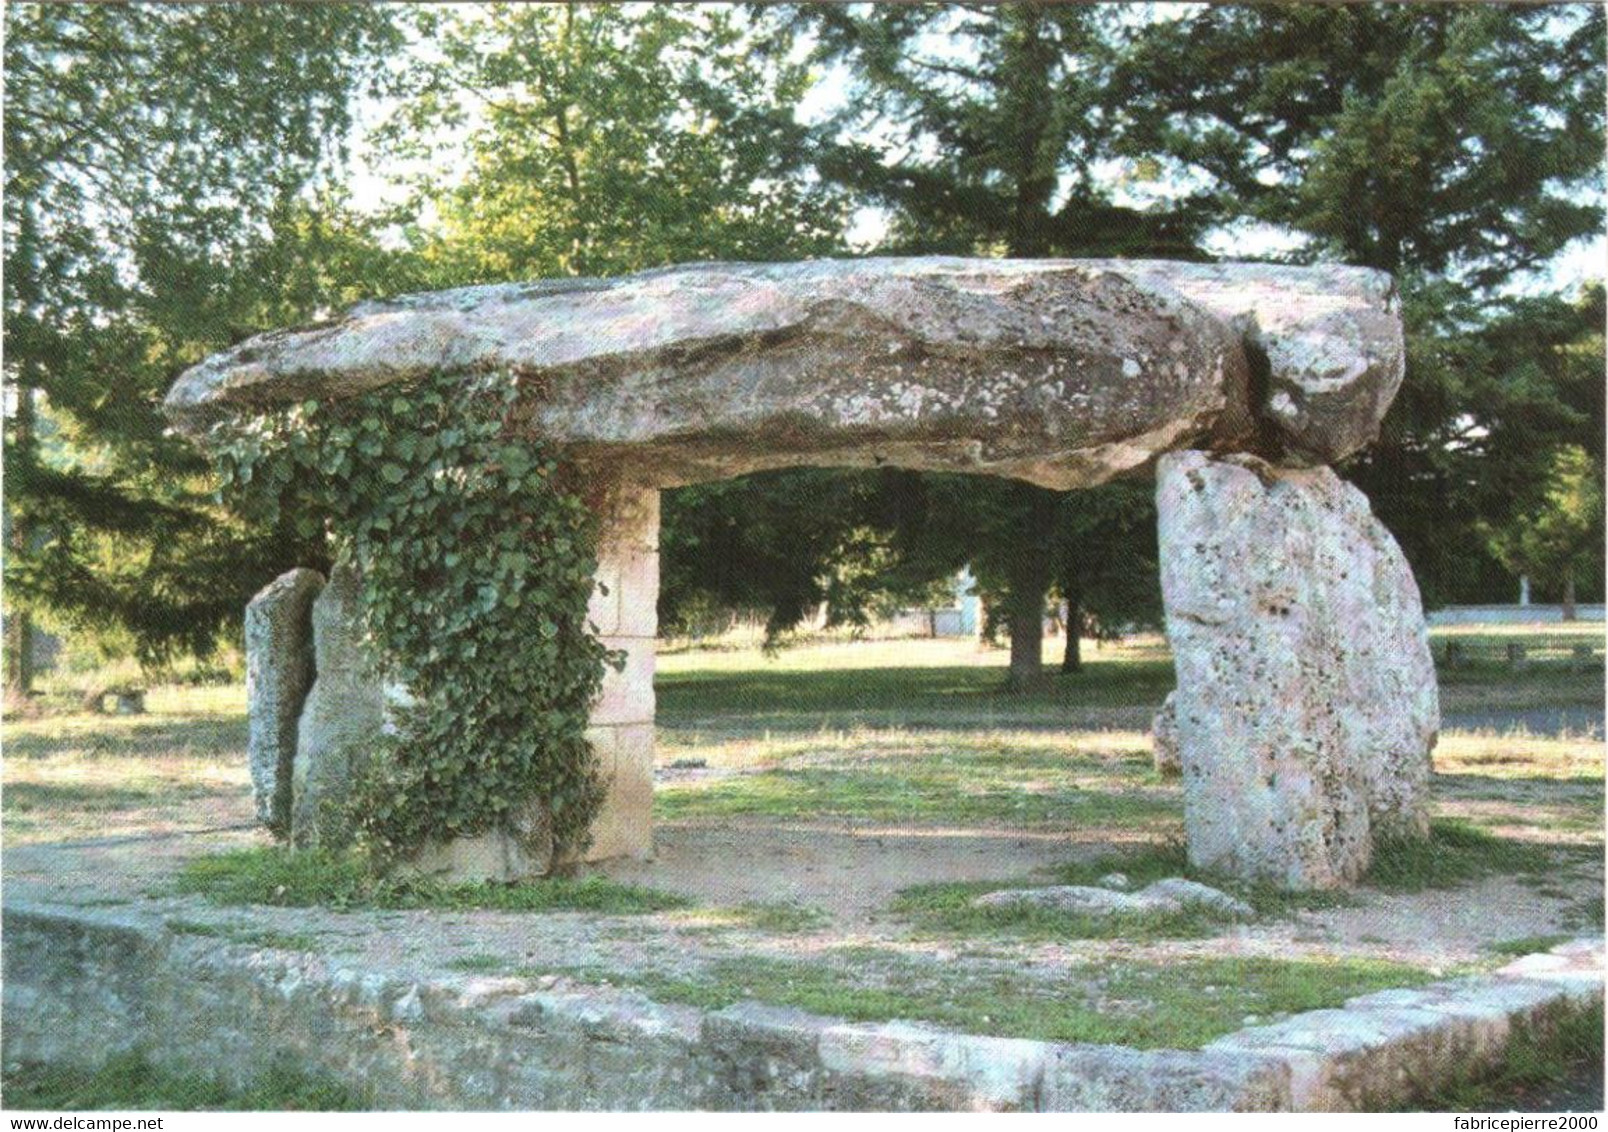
[167,258,1437,889]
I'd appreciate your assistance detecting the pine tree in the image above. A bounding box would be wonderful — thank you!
[3,4,405,685]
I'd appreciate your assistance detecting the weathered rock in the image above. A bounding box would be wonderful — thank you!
[1040,1046,1292,1112]
[1157,450,1438,890]
[244,568,325,837]
[1151,690,1181,777]
[1139,878,1255,918]
[397,800,553,885]
[1120,261,1404,465]
[1096,872,1132,891]
[164,258,1402,489]
[291,562,387,850]
[973,886,1137,915]
[972,878,1252,919]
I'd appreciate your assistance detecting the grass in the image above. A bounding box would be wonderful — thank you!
[446,952,510,973]
[545,949,1431,1050]
[165,917,320,952]
[891,841,1352,942]
[1485,934,1576,959]
[1366,819,1558,892]
[2,695,249,846]
[655,726,1175,833]
[1,1049,364,1111]
[657,636,1176,736]
[174,846,689,914]
[721,900,834,933]
[1404,1001,1604,1112]
[658,760,1175,830]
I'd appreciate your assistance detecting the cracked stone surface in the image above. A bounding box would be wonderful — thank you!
[1157,450,1439,890]
[973,878,1254,919]
[291,563,386,851]
[244,568,323,836]
[164,257,1403,488]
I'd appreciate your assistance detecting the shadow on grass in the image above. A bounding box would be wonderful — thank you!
[4,781,219,812]
[174,846,688,915]
[1402,1001,1604,1112]
[3,715,246,761]
[657,764,1177,829]
[1367,819,1559,892]
[657,661,1176,734]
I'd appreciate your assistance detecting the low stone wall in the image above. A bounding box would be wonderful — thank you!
[1428,605,1605,626]
[4,902,1599,1112]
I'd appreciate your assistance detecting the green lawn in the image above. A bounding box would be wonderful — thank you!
[2,627,1601,1069]
[521,949,1433,1050]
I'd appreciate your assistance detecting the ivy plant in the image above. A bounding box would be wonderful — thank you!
[212,373,615,869]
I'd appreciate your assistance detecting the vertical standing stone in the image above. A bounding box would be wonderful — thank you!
[583,480,659,862]
[1157,451,1438,890]
[291,562,387,851]
[1151,691,1182,777]
[244,568,325,837]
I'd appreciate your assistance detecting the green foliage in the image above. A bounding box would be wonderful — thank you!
[3,1050,363,1111]
[175,846,688,915]
[3,4,407,677]
[381,3,846,285]
[1484,445,1605,601]
[213,373,612,865]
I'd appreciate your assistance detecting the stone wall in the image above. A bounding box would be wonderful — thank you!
[5,902,1599,1111]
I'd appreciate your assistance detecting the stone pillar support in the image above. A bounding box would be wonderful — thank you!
[582,481,660,861]
[1157,451,1439,890]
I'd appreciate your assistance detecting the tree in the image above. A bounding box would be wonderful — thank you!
[380,3,866,651]
[377,3,847,285]
[3,4,404,687]
[1485,446,1603,619]
[1115,3,1606,605]
[769,4,1209,685]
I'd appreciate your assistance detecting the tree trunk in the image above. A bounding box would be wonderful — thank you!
[4,386,36,699]
[1563,573,1578,622]
[1005,574,1046,691]
[1061,568,1082,674]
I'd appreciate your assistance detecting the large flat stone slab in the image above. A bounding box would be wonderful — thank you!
[164,258,1404,487]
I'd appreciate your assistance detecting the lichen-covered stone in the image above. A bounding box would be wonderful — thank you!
[398,799,552,884]
[244,568,324,836]
[1152,690,1181,777]
[167,258,1401,489]
[971,878,1253,919]
[291,563,386,851]
[1120,261,1404,465]
[1157,451,1438,889]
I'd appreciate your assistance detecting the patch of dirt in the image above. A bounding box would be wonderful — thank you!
[604,821,1089,925]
